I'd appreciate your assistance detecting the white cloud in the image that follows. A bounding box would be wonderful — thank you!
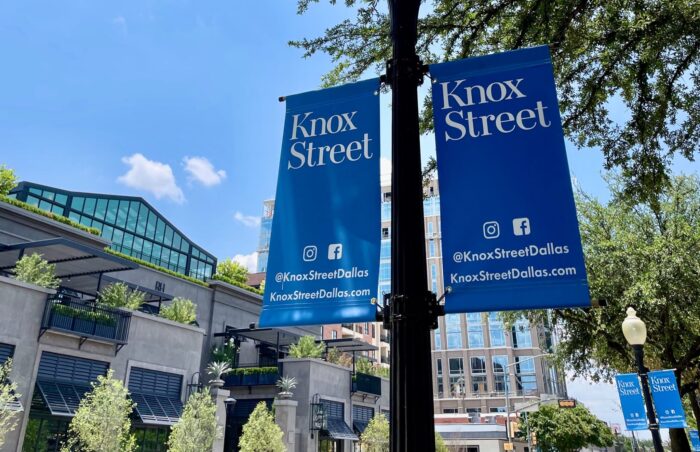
[234,211,261,228]
[233,252,258,272]
[380,157,392,187]
[117,153,185,203]
[183,156,226,187]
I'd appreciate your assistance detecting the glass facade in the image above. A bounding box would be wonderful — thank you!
[512,318,533,348]
[470,356,487,393]
[492,355,508,393]
[448,357,465,396]
[516,356,538,394]
[445,314,462,349]
[10,182,216,281]
[467,313,485,348]
[488,312,506,347]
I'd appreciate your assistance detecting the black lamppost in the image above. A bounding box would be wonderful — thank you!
[621,307,663,452]
[223,397,237,452]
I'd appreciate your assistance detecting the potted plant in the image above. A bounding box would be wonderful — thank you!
[206,361,232,388]
[276,376,297,399]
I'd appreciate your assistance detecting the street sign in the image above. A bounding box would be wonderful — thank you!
[689,430,700,451]
[429,46,590,313]
[615,373,649,431]
[260,79,381,327]
[648,370,687,429]
[558,399,577,408]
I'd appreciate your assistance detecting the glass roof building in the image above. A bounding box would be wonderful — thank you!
[9,182,216,281]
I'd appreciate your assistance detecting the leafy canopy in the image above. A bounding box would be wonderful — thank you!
[292,0,700,202]
[61,370,136,452]
[519,404,614,452]
[359,413,447,452]
[0,165,17,196]
[215,258,249,285]
[14,253,60,289]
[168,388,220,452]
[238,401,285,452]
[160,297,197,324]
[288,335,325,358]
[0,359,21,449]
[97,282,146,310]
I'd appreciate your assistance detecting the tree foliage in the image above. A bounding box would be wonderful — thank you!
[238,401,285,452]
[288,335,325,358]
[0,165,17,196]
[360,413,389,452]
[0,359,21,449]
[519,404,614,452]
[292,0,700,202]
[167,388,220,452]
[215,258,249,285]
[160,297,197,324]
[435,430,448,452]
[14,253,60,289]
[97,282,146,310]
[62,370,136,452]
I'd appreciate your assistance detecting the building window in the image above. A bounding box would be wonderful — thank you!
[448,358,465,396]
[442,408,458,414]
[492,355,508,393]
[381,227,390,239]
[364,323,369,335]
[427,221,434,236]
[470,357,487,393]
[436,359,444,397]
[488,312,506,347]
[512,318,533,348]
[430,264,438,294]
[445,314,462,349]
[467,313,484,348]
[434,328,442,350]
[380,239,391,260]
[379,263,391,281]
[331,331,337,339]
[516,356,538,395]
[428,239,436,258]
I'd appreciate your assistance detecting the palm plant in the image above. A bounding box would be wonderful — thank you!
[206,361,232,382]
[275,376,297,398]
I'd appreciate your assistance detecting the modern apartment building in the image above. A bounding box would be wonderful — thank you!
[9,182,217,281]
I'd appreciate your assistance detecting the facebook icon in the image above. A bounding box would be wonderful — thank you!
[512,218,531,236]
[328,243,343,260]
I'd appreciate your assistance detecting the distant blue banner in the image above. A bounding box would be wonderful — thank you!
[649,370,687,429]
[260,79,381,327]
[689,430,700,451]
[430,46,590,313]
[615,373,649,431]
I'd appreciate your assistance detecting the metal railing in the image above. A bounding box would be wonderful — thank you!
[352,372,382,396]
[41,293,131,345]
[223,368,280,386]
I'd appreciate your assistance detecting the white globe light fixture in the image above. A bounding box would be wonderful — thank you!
[621,307,647,345]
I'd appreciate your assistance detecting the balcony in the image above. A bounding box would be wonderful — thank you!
[341,323,354,330]
[381,356,390,365]
[352,372,382,396]
[41,294,131,348]
[223,367,280,386]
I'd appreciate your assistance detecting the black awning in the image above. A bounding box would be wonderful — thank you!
[323,338,378,353]
[35,379,92,416]
[353,420,369,434]
[219,327,303,348]
[324,418,359,441]
[131,392,183,426]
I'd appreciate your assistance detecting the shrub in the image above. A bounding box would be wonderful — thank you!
[288,336,324,359]
[0,194,100,236]
[210,339,237,365]
[0,165,17,196]
[168,388,220,452]
[360,413,389,452]
[14,253,60,289]
[0,359,21,449]
[52,304,116,326]
[238,402,285,452]
[160,297,197,324]
[214,258,248,285]
[97,282,145,310]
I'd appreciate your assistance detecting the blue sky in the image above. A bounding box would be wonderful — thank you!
[1,0,698,435]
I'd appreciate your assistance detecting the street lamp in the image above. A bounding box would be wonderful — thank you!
[504,353,553,445]
[621,307,663,452]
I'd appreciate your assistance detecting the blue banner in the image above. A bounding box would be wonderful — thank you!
[259,79,381,327]
[615,373,649,431]
[649,370,687,429]
[689,430,700,451]
[430,46,590,313]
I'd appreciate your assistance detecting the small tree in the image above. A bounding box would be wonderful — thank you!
[360,413,389,452]
[215,258,249,285]
[288,336,324,358]
[14,253,60,289]
[160,297,197,324]
[98,282,146,310]
[61,370,135,452]
[0,359,21,449]
[0,165,16,196]
[210,339,237,366]
[519,404,615,452]
[435,431,448,452]
[167,388,220,452]
[238,401,285,452]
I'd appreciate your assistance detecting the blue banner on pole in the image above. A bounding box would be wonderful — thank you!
[259,79,381,327]
[615,373,649,431]
[689,430,700,451]
[429,46,590,313]
[649,370,687,429]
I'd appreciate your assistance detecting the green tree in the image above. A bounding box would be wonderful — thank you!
[238,401,285,452]
[160,297,197,324]
[62,370,136,452]
[509,175,700,451]
[167,388,220,452]
[519,404,614,452]
[97,282,146,310]
[0,359,21,449]
[288,335,324,358]
[14,253,60,289]
[292,0,700,202]
[434,431,448,452]
[360,413,389,452]
[0,165,16,196]
[215,258,249,285]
